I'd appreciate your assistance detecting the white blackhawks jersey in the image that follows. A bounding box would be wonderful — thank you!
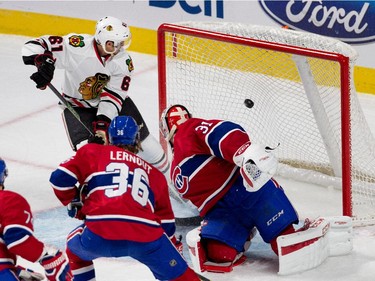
[22,33,134,120]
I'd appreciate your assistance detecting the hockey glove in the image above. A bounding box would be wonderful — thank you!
[67,198,85,220]
[39,249,73,281]
[171,234,184,255]
[30,51,55,90]
[88,119,110,145]
[17,266,44,281]
[235,143,278,192]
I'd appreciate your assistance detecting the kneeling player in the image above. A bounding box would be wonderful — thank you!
[160,104,353,275]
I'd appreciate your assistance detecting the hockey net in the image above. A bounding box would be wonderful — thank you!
[157,22,375,226]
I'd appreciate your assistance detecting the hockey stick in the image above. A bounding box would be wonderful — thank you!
[197,273,211,281]
[47,83,94,136]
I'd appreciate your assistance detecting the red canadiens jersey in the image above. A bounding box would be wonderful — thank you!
[171,118,251,216]
[50,143,175,242]
[0,191,44,271]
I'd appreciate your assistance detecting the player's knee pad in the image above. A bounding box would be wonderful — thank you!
[204,239,237,263]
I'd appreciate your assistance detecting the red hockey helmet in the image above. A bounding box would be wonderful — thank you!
[160,104,191,141]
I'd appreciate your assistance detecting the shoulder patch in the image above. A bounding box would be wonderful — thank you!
[69,35,85,47]
[126,58,134,72]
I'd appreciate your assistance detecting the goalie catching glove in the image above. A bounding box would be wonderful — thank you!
[30,51,55,90]
[233,142,278,191]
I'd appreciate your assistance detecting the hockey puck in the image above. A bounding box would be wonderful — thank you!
[244,98,254,108]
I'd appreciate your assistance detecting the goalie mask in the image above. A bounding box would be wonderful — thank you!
[95,16,132,54]
[160,104,191,141]
[109,116,139,146]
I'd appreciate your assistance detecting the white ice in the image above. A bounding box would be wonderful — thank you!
[1,34,375,281]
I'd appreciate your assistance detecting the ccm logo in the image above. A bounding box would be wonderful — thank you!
[149,0,224,18]
[267,209,284,226]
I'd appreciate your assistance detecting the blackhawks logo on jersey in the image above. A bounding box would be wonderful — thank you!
[126,58,134,72]
[78,73,110,100]
[69,35,85,47]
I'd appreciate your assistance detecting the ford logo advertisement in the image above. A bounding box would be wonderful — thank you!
[259,0,375,44]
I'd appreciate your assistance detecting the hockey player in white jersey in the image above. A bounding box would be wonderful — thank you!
[21,16,169,172]
[21,16,199,222]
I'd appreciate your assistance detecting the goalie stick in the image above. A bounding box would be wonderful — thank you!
[47,83,94,136]
[197,273,211,281]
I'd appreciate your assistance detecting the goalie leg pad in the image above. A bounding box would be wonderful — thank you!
[186,227,206,273]
[277,217,330,275]
[200,206,252,253]
[248,180,299,243]
[205,239,237,263]
[186,227,249,273]
[325,216,353,256]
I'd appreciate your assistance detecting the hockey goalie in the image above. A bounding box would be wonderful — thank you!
[160,104,353,275]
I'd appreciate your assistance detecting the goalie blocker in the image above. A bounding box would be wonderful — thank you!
[187,216,353,275]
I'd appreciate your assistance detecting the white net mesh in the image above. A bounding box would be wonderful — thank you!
[159,22,375,225]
